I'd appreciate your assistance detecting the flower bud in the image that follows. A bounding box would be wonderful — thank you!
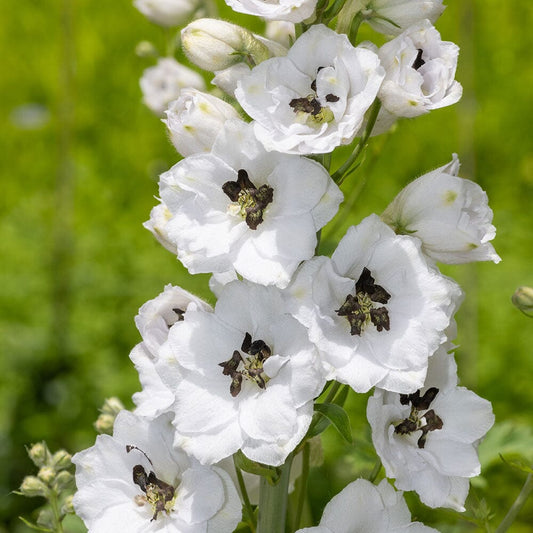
[100,396,125,415]
[27,442,50,467]
[143,204,178,254]
[164,89,240,157]
[38,466,55,484]
[94,413,116,435]
[181,19,270,71]
[20,475,48,497]
[52,449,72,470]
[135,40,159,58]
[134,0,198,27]
[512,286,533,317]
[265,21,295,49]
[54,470,74,491]
[61,494,75,515]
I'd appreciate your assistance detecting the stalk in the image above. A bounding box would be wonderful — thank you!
[257,455,294,533]
[494,473,533,533]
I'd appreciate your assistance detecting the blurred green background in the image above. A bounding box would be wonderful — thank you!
[1,0,532,531]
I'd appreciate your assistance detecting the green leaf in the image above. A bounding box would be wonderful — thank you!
[313,403,352,443]
[500,454,533,474]
[233,450,281,483]
[18,516,52,532]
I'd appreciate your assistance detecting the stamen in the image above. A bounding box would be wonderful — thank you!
[412,48,425,70]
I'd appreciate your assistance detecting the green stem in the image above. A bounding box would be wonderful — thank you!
[332,99,381,185]
[368,460,382,483]
[495,473,533,533]
[293,443,310,531]
[257,455,293,533]
[323,381,342,404]
[233,456,257,532]
[48,490,64,533]
[336,2,363,40]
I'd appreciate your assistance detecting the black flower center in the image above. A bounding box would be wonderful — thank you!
[289,66,339,124]
[222,169,273,230]
[412,48,425,70]
[336,267,391,336]
[219,332,272,397]
[394,388,443,448]
[127,445,176,521]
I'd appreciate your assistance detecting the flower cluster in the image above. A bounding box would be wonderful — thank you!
[71,1,501,531]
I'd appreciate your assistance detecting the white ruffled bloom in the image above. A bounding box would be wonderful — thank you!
[131,285,212,417]
[140,58,205,116]
[235,24,385,154]
[360,0,445,35]
[152,119,343,288]
[72,411,242,532]
[155,281,326,466]
[382,154,501,264]
[163,89,240,157]
[296,479,439,533]
[225,0,317,23]
[367,345,495,511]
[286,214,462,393]
[134,0,198,27]
[378,20,462,117]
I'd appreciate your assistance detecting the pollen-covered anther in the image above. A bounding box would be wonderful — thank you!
[219,332,272,396]
[394,387,443,448]
[336,267,391,335]
[222,169,273,230]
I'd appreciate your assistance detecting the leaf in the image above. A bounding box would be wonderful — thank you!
[233,450,281,483]
[18,516,52,532]
[313,403,352,443]
[499,454,533,474]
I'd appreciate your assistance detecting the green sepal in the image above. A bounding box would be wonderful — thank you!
[233,450,281,484]
[313,403,353,443]
[18,516,53,532]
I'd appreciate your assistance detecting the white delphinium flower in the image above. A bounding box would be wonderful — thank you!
[134,0,198,27]
[296,478,439,533]
[378,19,462,117]
[367,344,495,511]
[382,154,501,264]
[265,20,295,49]
[72,411,242,532]
[235,24,385,155]
[131,285,212,417]
[140,58,205,116]
[155,280,327,466]
[287,214,462,393]
[359,0,445,36]
[152,119,343,288]
[224,0,317,23]
[163,89,241,157]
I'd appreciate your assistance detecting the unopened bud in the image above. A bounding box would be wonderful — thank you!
[181,19,270,71]
[61,494,75,515]
[27,442,50,467]
[135,40,159,58]
[52,450,72,470]
[20,476,48,498]
[54,470,74,491]
[512,286,533,317]
[100,397,125,416]
[38,466,55,484]
[94,413,115,435]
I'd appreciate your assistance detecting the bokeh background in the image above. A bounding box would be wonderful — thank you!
[1,0,532,531]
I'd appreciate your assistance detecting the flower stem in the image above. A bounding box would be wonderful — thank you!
[257,455,293,533]
[332,99,381,185]
[48,490,64,533]
[233,456,257,532]
[293,442,310,531]
[495,473,533,533]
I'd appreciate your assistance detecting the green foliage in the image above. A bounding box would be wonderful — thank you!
[1,0,532,531]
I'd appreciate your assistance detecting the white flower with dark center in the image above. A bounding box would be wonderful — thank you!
[72,411,242,532]
[235,24,385,154]
[140,58,205,116]
[382,154,501,264]
[378,19,462,117]
[163,89,240,157]
[153,119,342,288]
[131,285,212,418]
[296,478,438,533]
[367,345,495,511]
[224,0,317,23]
[134,0,198,27]
[286,214,462,393]
[155,280,326,466]
[360,0,445,36]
